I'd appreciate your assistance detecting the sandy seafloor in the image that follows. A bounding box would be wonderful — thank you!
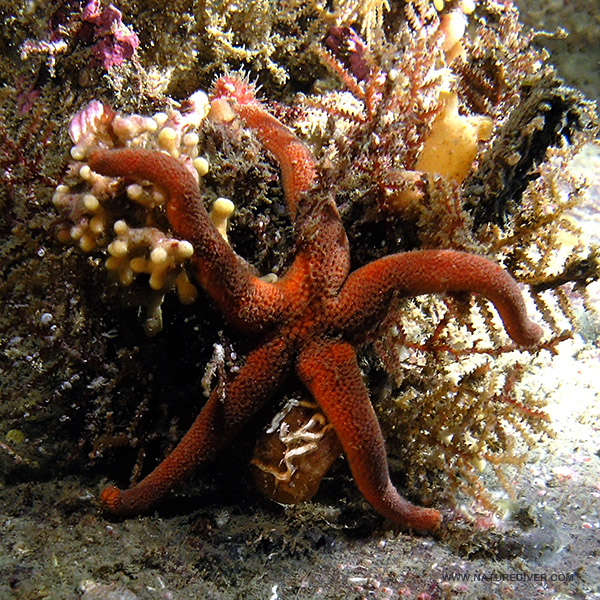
[1,1,600,599]
[2,321,600,600]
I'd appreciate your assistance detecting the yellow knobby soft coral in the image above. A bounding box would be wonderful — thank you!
[53,92,213,334]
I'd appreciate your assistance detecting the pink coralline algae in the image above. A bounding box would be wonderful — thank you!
[325,26,371,83]
[20,0,139,75]
[81,0,140,70]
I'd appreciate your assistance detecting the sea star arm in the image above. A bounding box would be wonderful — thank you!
[212,76,352,297]
[332,249,543,346]
[296,339,442,531]
[229,103,314,222]
[101,334,293,515]
[89,148,290,333]
[212,76,316,220]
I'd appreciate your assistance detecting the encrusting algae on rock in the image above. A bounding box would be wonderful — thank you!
[4,0,596,527]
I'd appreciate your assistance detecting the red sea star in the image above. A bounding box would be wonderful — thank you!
[91,76,542,531]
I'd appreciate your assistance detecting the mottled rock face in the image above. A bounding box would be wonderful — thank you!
[3,0,595,526]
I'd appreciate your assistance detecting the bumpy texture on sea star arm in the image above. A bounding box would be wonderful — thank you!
[89,148,288,333]
[101,335,293,514]
[333,249,543,346]
[212,76,351,297]
[212,76,316,220]
[232,103,315,220]
[297,339,442,531]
